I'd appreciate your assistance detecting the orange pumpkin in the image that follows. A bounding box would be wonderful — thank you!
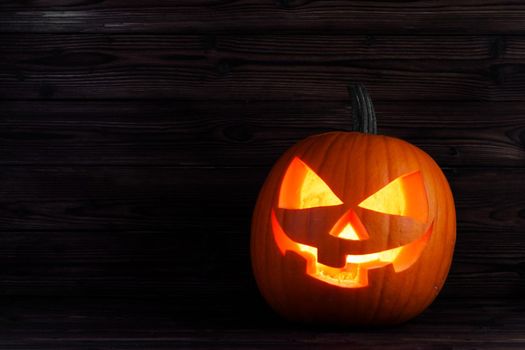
[251,84,456,325]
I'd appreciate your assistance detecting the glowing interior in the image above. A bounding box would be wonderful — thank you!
[271,210,432,288]
[329,209,369,241]
[358,171,428,222]
[338,224,361,240]
[278,157,343,209]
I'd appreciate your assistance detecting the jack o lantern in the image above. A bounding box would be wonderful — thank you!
[251,84,456,325]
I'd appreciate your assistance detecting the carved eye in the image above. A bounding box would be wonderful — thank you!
[278,157,343,209]
[358,171,428,222]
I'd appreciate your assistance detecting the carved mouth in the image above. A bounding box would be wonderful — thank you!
[271,210,432,288]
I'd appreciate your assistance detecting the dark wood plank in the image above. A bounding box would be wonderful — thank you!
[0,167,523,299]
[2,1,525,34]
[2,101,525,167]
[1,297,524,349]
[1,34,525,101]
[0,231,255,301]
[0,166,257,231]
[1,34,515,61]
[0,229,256,298]
[217,35,523,61]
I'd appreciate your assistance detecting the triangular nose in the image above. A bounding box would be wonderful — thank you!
[329,209,369,241]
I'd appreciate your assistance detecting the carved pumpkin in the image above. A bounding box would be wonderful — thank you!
[251,84,456,325]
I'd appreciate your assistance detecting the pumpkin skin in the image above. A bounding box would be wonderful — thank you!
[251,131,456,325]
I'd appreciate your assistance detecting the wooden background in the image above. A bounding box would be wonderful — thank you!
[1,1,525,348]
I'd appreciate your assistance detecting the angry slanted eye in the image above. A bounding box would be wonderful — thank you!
[358,171,428,222]
[278,157,343,209]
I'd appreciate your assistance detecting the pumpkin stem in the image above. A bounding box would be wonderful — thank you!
[348,83,377,134]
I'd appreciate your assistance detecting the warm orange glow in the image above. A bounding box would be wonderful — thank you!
[271,210,432,288]
[329,209,369,241]
[278,157,343,209]
[338,224,360,240]
[358,171,428,222]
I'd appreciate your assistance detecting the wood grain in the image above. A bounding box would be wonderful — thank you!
[2,34,519,61]
[2,1,525,34]
[2,101,524,167]
[1,297,524,349]
[1,34,525,101]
